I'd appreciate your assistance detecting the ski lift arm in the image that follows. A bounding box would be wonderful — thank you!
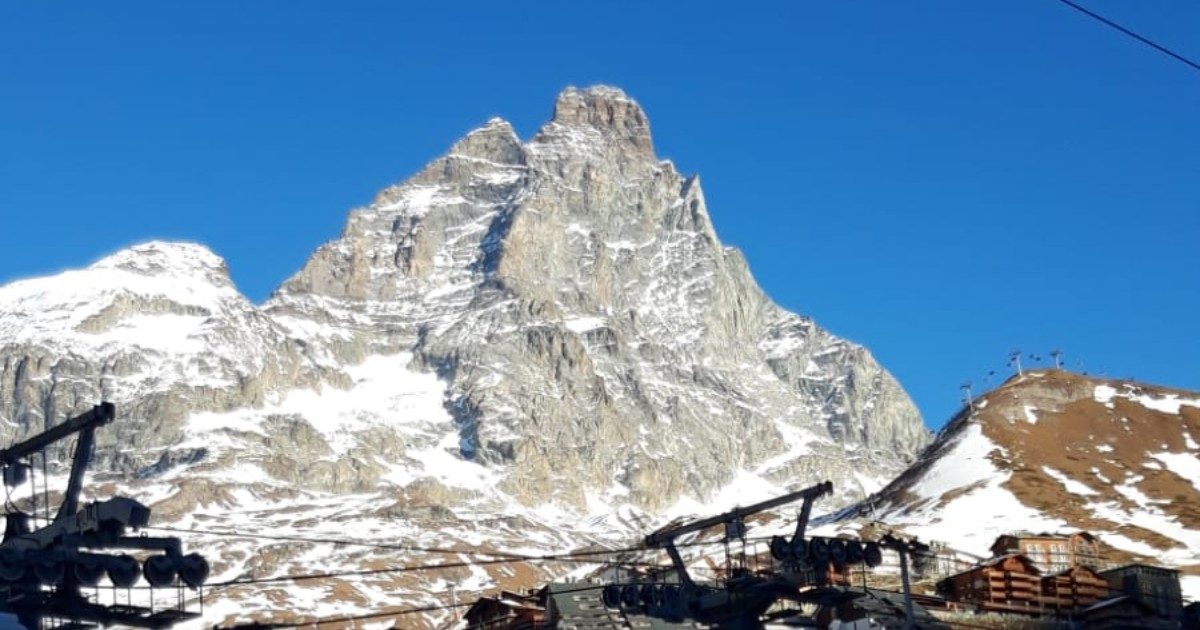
[790,481,831,542]
[643,481,833,549]
[643,481,833,587]
[0,403,115,523]
[0,403,114,467]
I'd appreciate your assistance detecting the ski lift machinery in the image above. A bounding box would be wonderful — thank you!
[601,480,885,628]
[0,402,209,629]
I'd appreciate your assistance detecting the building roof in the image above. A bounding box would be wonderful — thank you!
[1043,564,1103,579]
[820,588,949,629]
[992,530,1097,544]
[1078,594,1156,617]
[495,597,544,611]
[942,553,1042,580]
[1100,563,1181,576]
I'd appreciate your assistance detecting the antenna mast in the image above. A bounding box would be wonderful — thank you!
[1050,348,1063,369]
[1008,349,1023,376]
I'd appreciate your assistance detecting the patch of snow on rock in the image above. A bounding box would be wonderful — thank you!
[1134,392,1200,414]
[908,424,998,500]
[1153,452,1200,490]
[877,424,1069,556]
[563,316,607,334]
[1041,466,1098,496]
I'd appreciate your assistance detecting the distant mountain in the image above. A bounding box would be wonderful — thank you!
[858,369,1200,598]
[0,86,928,626]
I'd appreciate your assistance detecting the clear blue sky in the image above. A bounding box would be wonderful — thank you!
[2,2,1197,429]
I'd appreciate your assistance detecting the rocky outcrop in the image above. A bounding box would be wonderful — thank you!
[0,242,329,467]
[266,85,929,508]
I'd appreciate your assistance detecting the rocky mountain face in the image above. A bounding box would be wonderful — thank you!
[0,86,928,626]
[0,243,331,465]
[851,369,1200,598]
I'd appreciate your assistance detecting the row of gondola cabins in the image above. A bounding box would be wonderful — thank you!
[935,531,1186,625]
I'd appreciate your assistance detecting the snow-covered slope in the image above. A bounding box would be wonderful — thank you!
[0,242,281,383]
[854,369,1200,598]
[0,87,929,627]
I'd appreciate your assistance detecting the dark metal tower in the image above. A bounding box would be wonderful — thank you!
[0,403,209,629]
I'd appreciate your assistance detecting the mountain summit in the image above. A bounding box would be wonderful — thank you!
[550,85,654,152]
[0,86,928,624]
[267,84,929,507]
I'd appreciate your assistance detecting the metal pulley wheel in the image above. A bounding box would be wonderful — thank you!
[846,540,865,564]
[621,584,640,608]
[178,553,210,588]
[73,561,106,586]
[602,584,621,608]
[33,560,64,585]
[829,538,847,564]
[143,555,177,587]
[107,554,140,588]
[769,535,790,560]
[863,542,883,567]
[810,537,830,562]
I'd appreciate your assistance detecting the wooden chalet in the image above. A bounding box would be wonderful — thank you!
[462,589,547,629]
[1039,564,1108,610]
[936,554,1046,614]
[989,531,1101,572]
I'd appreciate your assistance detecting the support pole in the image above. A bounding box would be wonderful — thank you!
[881,534,919,630]
[897,547,915,630]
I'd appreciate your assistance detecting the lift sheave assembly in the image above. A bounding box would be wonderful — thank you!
[601,480,887,627]
[0,403,209,629]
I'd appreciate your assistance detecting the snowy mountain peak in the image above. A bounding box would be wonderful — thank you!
[447,117,523,164]
[548,85,653,153]
[89,240,233,287]
[2,86,930,625]
[0,241,241,348]
[269,85,928,510]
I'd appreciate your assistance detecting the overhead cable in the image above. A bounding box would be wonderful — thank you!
[204,539,738,587]
[1054,0,1200,73]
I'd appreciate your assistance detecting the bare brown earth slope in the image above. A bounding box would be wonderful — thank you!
[854,369,1200,597]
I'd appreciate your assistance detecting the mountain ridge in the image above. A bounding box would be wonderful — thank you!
[849,368,1200,597]
[263,84,929,506]
[0,85,930,626]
